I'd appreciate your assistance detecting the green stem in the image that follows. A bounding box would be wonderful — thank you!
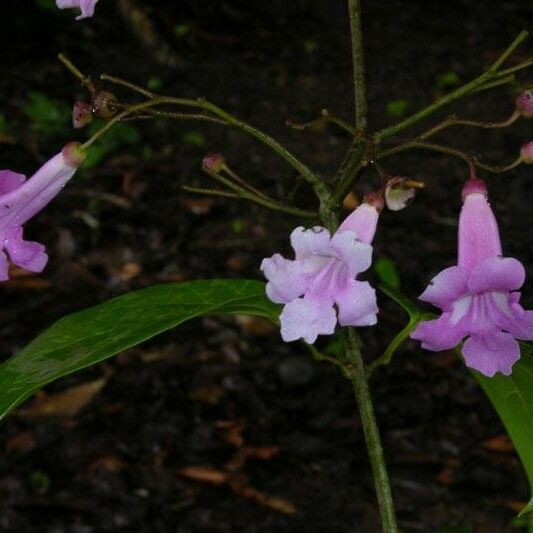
[378,140,523,174]
[418,111,519,140]
[80,97,200,149]
[374,31,529,142]
[347,0,368,130]
[197,98,329,201]
[331,139,366,206]
[344,328,398,533]
[203,168,317,218]
[95,74,329,204]
[286,109,359,136]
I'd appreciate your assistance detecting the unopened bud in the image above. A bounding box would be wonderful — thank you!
[202,153,225,173]
[520,141,533,164]
[91,91,119,119]
[515,91,533,119]
[72,101,93,129]
[62,142,87,167]
[385,177,422,211]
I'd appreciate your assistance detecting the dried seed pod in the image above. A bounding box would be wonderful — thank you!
[385,177,423,211]
[91,91,119,119]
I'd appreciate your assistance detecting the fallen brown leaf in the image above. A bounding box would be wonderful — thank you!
[18,377,107,417]
[189,385,226,405]
[229,476,296,515]
[236,315,277,336]
[482,434,514,453]
[216,419,245,448]
[178,466,228,486]
[244,446,280,460]
[5,431,35,453]
[87,454,126,474]
[118,262,141,282]
[179,197,214,215]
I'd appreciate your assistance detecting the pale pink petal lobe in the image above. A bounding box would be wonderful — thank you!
[462,332,519,377]
[468,256,525,294]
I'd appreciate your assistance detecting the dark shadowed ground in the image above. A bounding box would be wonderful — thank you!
[0,1,532,531]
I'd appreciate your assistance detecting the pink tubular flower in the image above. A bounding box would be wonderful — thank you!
[56,0,98,20]
[411,178,533,377]
[0,143,85,280]
[261,202,379,343]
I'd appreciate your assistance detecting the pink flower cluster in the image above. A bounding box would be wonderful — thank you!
[262,176,533,377]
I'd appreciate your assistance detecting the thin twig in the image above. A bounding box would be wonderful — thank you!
[202,168,317,218]
[181,185,238,199]
[286,109,359,136]
[101,73,157,98]
[378,140,523,173]
[58,53,96,93]
[418,111,519,140]
[374,31,529,141]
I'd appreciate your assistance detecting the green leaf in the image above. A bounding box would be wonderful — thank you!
[374,256,401,289]
[22,91,71,138]
[474,345,533,517]
[436,70,461,91]
[0,280,279,420]
[386,99,410,118]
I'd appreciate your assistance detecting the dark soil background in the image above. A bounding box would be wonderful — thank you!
[0,1,532,531]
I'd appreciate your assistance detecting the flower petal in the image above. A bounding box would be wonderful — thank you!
[468,256,525,294]
[4,226,48,273]
[337,203,379,244]
[290,226,331,260]
[0,251,9,281]
[458,193,502,269]
[462,331,520,377]
[487,293,533,341]
[56,0,98,19]
[335,280,378,327]
[0,151,78,227]
[419,266,470,311]
[261,253,309,304]
[0,171,26,195]
[411,313,467,351]
[280,297,336,344]
[330,230,373,277]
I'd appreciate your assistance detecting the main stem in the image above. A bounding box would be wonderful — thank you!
[347,0,368,130]
[340,7,398,529]
[345,328,398,532]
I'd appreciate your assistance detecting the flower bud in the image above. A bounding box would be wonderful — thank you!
[520,141,533,164]
[91,91,118,119]
[384,177,422,211]
[515,91,533,119]
[72,101,93,129]
[202,153,225,173]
